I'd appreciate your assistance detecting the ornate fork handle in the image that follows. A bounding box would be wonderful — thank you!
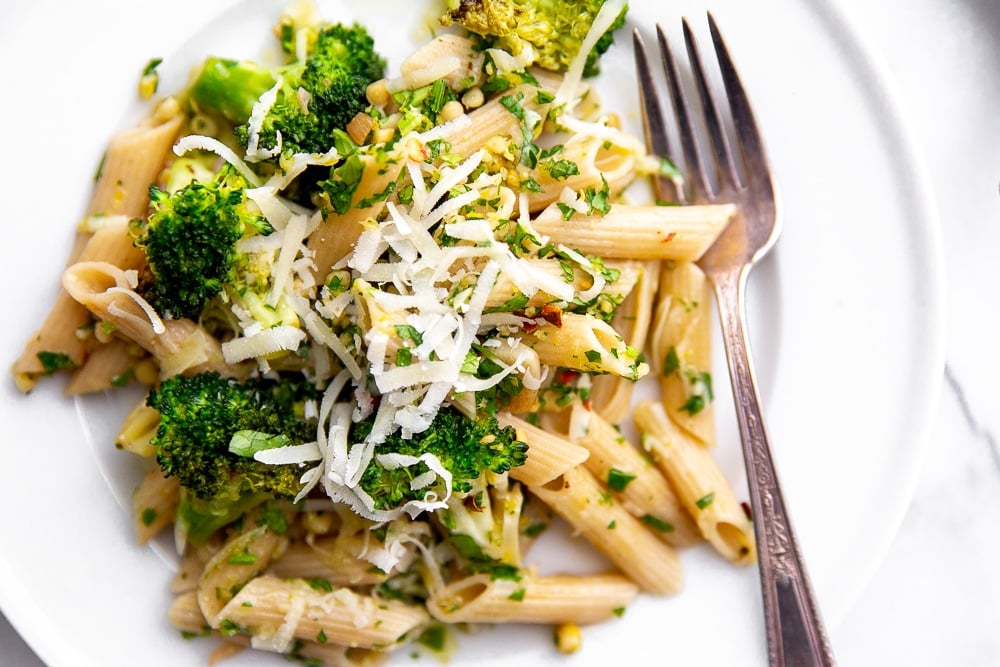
[712,266,835,667]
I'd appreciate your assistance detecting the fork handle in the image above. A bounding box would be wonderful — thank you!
[712,267,836,667]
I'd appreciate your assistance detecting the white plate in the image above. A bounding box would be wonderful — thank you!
[0,0,944,665]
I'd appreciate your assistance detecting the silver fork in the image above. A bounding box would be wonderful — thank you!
[634,16,835,667]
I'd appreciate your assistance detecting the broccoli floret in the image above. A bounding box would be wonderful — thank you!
[148,372,316,543]
[439,478,525,574]
[188,23,386,156]
[132,165,271,319]
[356,406,528,511]
[441,0,628,77]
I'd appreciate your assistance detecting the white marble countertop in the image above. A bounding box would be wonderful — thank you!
[1,0,996,664]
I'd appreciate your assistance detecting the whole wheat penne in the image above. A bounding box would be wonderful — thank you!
[115,397,160,457]
[13,218,151,386]
[268,538,388,586]
[199,525,286,624]
[132,469,180,544]
[496,413,589,486]
[64,339,142,395]
[308,153,405,281]
[168,592,384,667]
[589,259,661,423]
[217,575,429,651]
[649,261,716,445]
[633,400,756,565]
[428,572,638,625]
[575,410,700,547]
[532,202,734,260]
[89,112,185,220]
[61,261,233,379]
[525,312,647,379]
[529,465,683,595]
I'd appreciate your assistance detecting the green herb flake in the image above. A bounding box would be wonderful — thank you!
[535,89,555,104]
[226,551,258,566]
[583,176,611,215]
[612,606,626,617]
[544,158,580,180]
[142,57,163,77]
[417,624,448,652]
[584,349,602,363]
[556,202,576,221]
[695,492,716,510]
[395,347,413,367]
[316,629,328,644]
[663,346,680,376]
[395,324,423,345]
[140,508,158,527]
[306,578,334,593]
[509,588,527,601]
[658,156,682,179]
[640,514,675,533]
[607,468,637,493]
[523,521,548,538]
[36,351,76,374]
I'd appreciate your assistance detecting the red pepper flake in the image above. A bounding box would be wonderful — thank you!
[522,321,539,333]
[740,501,753,521]
[662,232,676,243]
[556,369,580,385]
[539,303,563,328]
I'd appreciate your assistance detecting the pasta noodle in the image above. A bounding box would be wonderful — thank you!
[633,401,756,565]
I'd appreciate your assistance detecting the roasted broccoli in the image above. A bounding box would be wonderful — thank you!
[148,372,317,543]
[439,477,526,574]
[188,23,386,156]
[132,164,272,320]
[356,406,528,512]
[440,0,628,77]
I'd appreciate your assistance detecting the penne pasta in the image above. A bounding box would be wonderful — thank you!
[649,261,716,445]
[132,469,180,544]
[531,202,734,260]
[61,261,234,379]
[12,218,151,388]
[525,312,647,379]
[574,409,701,547]
[633,401,756,565]
[589,259,661,423]
[168,591,385,667]
[428,572,638,625]
[217,575,429,651]
[529,465,684,595]
[497,413,590,486]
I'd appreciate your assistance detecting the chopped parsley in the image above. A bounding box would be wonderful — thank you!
[606,468,636,492]
[640,514,675,533]
[226,551,258,565]
[394,324,423,345]
[695,492,716,510]
[36,351,76,374]
[662,346,680,376]
[306,578,334,593]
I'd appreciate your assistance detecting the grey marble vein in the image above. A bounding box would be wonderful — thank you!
[945,363,1000,474]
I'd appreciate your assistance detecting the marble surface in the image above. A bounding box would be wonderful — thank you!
[1,0,997,664]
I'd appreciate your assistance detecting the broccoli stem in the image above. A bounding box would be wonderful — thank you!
[189,57,277,124]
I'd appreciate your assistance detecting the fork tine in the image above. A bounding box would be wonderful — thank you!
[632,29,682,203]
[654,24,710,204]
[682,17,741,193]
[706,12,772,181]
